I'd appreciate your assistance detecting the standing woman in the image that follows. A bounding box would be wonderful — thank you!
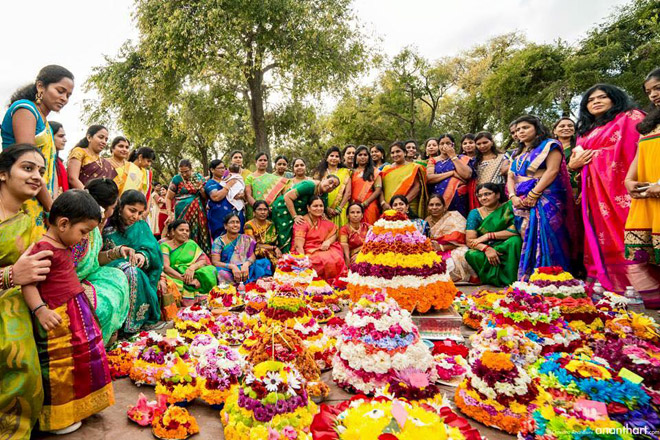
[508,115,575,278]
[205,159,240,240]
[108,136,132,190]
[1,65,74,237]
[575,83,660,296]
[274,155,294,178]
[460,134,477,160]
[421,137,440,168]
[315,146,352,228]
[244,200,281,270]
[245,152,288,218]
[350,145,382,224]
[370,144,389,170]
[553,117,581,199]
[284,157,310,191]
[474,132,509,186]
[166,159,211,253]
[426,134,474,218]
[380,141,427,217]
[339,202,370,266]
[0,145,55,439]
[342,144,356,169]
[67,124,116,189]
[50,121,69,198]
[228,150,252,180]
[271,176,340,252]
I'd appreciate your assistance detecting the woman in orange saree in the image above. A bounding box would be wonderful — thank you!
[380,141,427,218]
[350,145,382,224]
[339,202,370,266]
[293,196,346,283]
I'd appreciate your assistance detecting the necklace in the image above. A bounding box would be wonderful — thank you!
[349,222,361,233]
[109,157,125,168]
[43,233,66,247]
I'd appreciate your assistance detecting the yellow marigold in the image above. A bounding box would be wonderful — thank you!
[481,351,514,371]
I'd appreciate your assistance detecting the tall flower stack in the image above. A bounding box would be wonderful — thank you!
[273,253,316,289]
[332,292,437,395]
[344,210,457,313]
[195,343,244,408]
[174,304,215,341]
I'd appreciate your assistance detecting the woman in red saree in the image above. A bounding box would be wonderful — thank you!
[293,196,346,282]
[350,145,382,224]
[575,84,660,297]
[339,202,370,266]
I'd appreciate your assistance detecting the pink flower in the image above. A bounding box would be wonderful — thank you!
[268,426,281,440]
[282,426,298,439]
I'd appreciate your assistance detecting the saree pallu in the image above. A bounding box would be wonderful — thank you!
[579,110,660,296]
[429,155,474,218]
[103,221,163,333]
[73,227,129,345]
[33,292,114,431]
[511,139,576,279]
[339,222,369,264]
[160,240,217,301]
[326,168,352,228]
[245,172,288,219]
[205,179,237,240]
[465,202,522,286]
[429,211,476,283]
[244,219,279,267]
[212,234,271,284]
[381,162,428,218]
[351,170,381,224]
[158,278,181,321]
[0,212,42,439]
[68,147,117,186]
[271,180,323,252]
[171,173,211,254]
[114,162,152,203]
[294,219,346,282]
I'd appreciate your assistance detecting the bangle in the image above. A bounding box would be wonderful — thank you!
[31,302,47,316]
[451,156,459,161]
[530,189,541,196]
[2,266,13,289]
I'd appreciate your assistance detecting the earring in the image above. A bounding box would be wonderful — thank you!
[35,91,43,105]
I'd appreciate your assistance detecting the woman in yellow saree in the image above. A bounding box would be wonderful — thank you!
[111,141,155,202]
[380,141,427,218]
[315,146,352,228]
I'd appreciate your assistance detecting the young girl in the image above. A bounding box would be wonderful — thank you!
[23,190,114,434]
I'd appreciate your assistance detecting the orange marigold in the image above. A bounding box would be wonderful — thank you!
[480,351,514,371]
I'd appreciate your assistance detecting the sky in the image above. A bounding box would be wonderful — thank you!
[0,0,629,154]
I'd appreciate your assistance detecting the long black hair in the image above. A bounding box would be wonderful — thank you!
[49,121,64,159]
[576,84,636,136]
[637,68,660,135]
[108,189,147,233]
[314,146,343,179]
[0,144,45,174]
[75,124,107,148]
[511,115,551,158]
[10,65,74,104]
[128,147,156,163]
[474,131,501,167]
[352,145,375,182]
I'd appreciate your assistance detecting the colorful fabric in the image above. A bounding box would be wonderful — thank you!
[114,161,151,199]
[103,220,163,333]
[73,227,129,344]
[271,180,326,252]
[31,241,84,309]
[204,178,245,240]
[55,156,69,194]
[381,162,428,218]
[157,277,181,321]
[170,173,211,254]
[339,222,369,264]
[1,99,57,238]
[326,167,352,228]
[510,139,575,279]
[0,212,42,439]
[212,234,271,284]
[476,154,507,185]
[411,218,430,237]
[429,211,476,283]
[244,219,279,267]
[293,217,346,282]
[67,147,117,186]
[351,169,381,224]
[33,292,114,431]
[562,143,581,198]
[465,201,522,286]
[428,155,475,218]
[160,240,217,301]
[245,172,288,218]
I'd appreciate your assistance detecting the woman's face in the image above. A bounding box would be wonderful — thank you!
[327,151,340,167]
[53,127,67,151]
[427,197,445,217]
[159,186,167,197]
[39,78,74,113]
[586,89,613,118]
[461,138,476,154]
[320,176,339,193]
[516,122,537,145]
[88,129,109,154]
[104,201,117,221]
[0,151,46,201]
[509,125,518,142]
[553,120,575,139]
[392,198,408,214]
[370,147,383,163]
[275,158,288,175]
[308,199,325,217]
[254,204,269,221]
[136,155,153,169]
[293,159,306,177]
[390,146,405,164]
[425,139,438,157]
[348,205,363,223]
[121,202,146,227]
[173,223,190,242]
[475,137,494,154]
[477,187,499,208]
[180,166,192,180]
[645,77,660,108]
[355,149,369,167]
[231,153,243,167]
[343,147,355,166]
[405,142,417,159]
[225,216,241,234]
[438,136,454,152]
[256,155,269,172]
[112,140,130,160]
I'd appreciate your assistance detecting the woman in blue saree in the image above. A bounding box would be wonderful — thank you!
[205,159,245,240]
[507,115,576,279]
[211,213,271,285]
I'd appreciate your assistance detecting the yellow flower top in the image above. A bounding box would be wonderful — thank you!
[253,360,284,378]
[565,359,611,380]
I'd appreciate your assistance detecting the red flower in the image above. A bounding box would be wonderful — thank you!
[607,402,629,415]
[538,266,564,275]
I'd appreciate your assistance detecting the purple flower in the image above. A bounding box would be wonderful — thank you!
[253,406,271,422]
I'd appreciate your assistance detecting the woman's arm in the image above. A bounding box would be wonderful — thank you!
[362,175,382,207]
[406,177,421,203]
[284,188,303,223]
[531,149,562,194]
[338,176,351,212]
[162,253,184,280]
[500,158,510,176]
[453,158,472,180]
[426,159,455,184]
[165,188,176,220]
[294,234,306,255]
[67,158,85,190]
[245,181,255,206]
[210,184,230,202]
[624,148,645,198]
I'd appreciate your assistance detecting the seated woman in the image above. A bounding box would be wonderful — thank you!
[293,196,347,282]
[426,194,477,283]
[103,190,165,333]
[391,194,429,236]
[339,202,370,266]
[212,213,272,285]
[465,183,522,286]
[244,200,281,271]
[160,219,217,305]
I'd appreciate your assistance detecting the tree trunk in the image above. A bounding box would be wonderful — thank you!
[246,71,271,167]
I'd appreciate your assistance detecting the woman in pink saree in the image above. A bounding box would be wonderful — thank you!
[575,84,660,298]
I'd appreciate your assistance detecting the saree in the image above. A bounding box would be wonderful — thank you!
[212,234,271,284]
[326,167,352,228]
[1,99,57,238]
[245,172,288,218]
[381,162,428,218]
[465,202,522,287]
[0,212,42,439]
[114,161,152,200]
[244,219,279,267]
[338,222,369,264]
[476,154,507,185]
[67,147,117,186]
[428,211,477,283]
[72,227,130,345]
[294,218,346,282]
[511,139,576,279]
[204,178,245,241]
[170,173,211,254]
[103,220,163,333]
[578,110,660,296]
[160,240,217,302]
[271,180,326,252]
[429,155,474,218]
[351,169,381,225]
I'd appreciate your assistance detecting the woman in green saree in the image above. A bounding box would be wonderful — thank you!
[103,190,164,334]
[245,152,288,219]
[160,219,217,305]
[270,175,340,252]
[465,183,522,286]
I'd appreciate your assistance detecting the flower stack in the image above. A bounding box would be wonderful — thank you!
[240,288,269,328]
[107,339,137,379]
[469,326,542,367]
[332,292,437,395]
[258,284,314,331]
[174,304,215,341]
[220,361,317,440]
[431,339,469,385]
[380,368,446,408]
[155,357,200,405]
[152,406,199,440]
[209,283,244,310]
[592,336,660,390]
[459,289,505,330]
[344,210,457,312]
[304,277,341,313]
[605,311,660,344]
[129,331,190,386]
[213,311,253,346]
[273,253,316,289]
[196,343,244,408]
